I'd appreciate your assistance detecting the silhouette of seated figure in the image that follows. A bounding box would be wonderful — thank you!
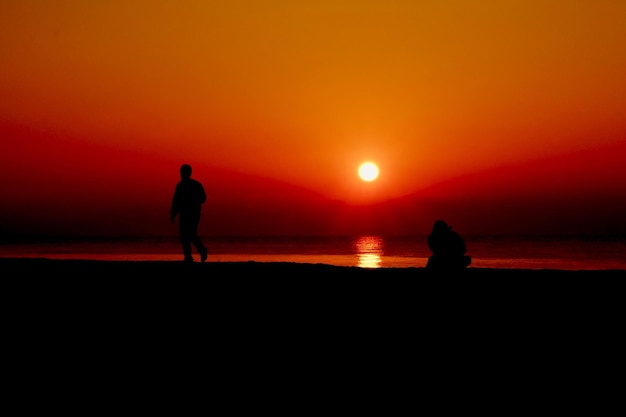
[425,220,472,270]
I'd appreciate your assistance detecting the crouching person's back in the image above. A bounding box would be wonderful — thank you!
[425,220,472,271]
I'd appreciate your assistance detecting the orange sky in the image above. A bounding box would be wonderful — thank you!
[1,1,626,237]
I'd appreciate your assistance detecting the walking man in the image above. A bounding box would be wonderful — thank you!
[170,164,208,263]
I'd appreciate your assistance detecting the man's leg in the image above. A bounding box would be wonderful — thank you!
[185,219,207,262]
[189,226,207,262]
[179,224,194,262]
[191,236,208,262]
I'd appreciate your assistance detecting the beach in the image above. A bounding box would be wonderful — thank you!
[4,256,626,277]
[4,257,625,309]
[4,256,624,378]
[4,256,625,275]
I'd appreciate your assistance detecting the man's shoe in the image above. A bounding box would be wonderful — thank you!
[200,249,208,263]
[184,256,194,263]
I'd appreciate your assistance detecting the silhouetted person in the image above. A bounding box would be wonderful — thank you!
[425,220,471,270]
[170,164,208,263]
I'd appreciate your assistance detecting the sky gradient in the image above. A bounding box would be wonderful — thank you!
[2,1,626,237]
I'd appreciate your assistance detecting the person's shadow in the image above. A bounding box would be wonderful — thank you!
[425,220,471,270]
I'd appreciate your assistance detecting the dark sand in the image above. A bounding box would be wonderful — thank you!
[4,257,625,306]
[4,256,624,351]
[4,257,624,379]
[5,257,625,318]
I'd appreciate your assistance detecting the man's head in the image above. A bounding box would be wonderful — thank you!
[180,164,192,179]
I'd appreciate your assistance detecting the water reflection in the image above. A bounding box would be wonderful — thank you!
[353,236,383,268]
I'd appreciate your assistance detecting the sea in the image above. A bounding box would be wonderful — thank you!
[1,235,625,270]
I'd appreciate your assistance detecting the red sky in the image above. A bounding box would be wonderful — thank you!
[1,1,626,238]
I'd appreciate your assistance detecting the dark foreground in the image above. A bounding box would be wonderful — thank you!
[3,257,625,305]
[4,256,625,394]
[5,256,625,342]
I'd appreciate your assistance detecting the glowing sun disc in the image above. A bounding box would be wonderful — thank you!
[358,162,379,182]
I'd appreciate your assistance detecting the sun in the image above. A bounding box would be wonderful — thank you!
[358,162,379,182]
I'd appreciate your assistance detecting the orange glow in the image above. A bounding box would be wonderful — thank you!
[354,236,383,268]
[1,2,626,237]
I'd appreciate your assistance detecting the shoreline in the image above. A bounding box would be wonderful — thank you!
[2,257,625,276]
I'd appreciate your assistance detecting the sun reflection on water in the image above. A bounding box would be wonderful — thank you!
[354,236,383,268]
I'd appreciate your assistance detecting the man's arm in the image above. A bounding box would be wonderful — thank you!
[199,182,207,204]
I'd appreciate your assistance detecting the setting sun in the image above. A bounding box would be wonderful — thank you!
[358,162,379,182]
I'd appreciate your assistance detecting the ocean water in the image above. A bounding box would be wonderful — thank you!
[1,235,625,270]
